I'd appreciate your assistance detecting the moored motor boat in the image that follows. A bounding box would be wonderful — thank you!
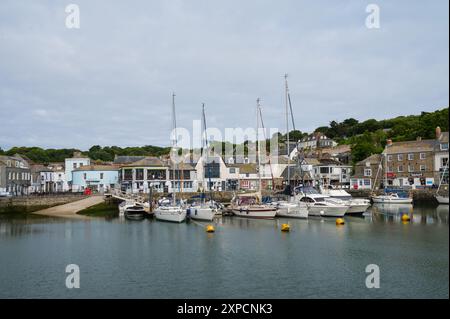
[124,205,146,220]
[294,186,349,217]
[320,188,371,214]
[371,193,413,204]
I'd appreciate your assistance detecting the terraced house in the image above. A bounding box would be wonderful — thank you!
[0,155,31,196]
[351,127,449,189]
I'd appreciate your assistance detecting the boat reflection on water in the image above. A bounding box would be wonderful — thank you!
[369,203,448,225]
[372,203,414,215]
[436,205,449,224]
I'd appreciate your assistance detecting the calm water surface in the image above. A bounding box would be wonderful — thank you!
[0,204,448,298]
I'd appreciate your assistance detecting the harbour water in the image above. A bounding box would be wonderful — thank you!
[0,204,448,299]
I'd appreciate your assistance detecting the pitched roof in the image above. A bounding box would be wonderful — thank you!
[384,139,435,154]
[73,165,119,172]
[355,154,382,166]
[123,157,165,167]
[281,166,313,180]
[113,155,146,164]
[321,144,351,155]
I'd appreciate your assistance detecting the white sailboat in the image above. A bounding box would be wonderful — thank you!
[230,99,277,219]
[154,93,187,223]
[435,161,449,204]
[188,103,216,221]
[274,74,308,219]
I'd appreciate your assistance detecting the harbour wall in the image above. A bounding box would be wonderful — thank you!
[0,194,88,214]
[349,188,446,203]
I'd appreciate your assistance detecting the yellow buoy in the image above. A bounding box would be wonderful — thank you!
[205,225,215,233]
[336,218,345,225]
[401,214,410,222]
[281,223,290,232]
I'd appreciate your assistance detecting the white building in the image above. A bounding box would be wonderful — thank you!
[434,129,449,185]
[312,159,352,187]
[65,152,90,191]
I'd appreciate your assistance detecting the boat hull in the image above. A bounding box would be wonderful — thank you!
[188,206,215,221]
[275,204,308,219]
[307,205,347,217]
[155,207,187,223]
[346,203,371,214]
[372,197,413,204]
[232,206,277,219]
[435,195,449,205]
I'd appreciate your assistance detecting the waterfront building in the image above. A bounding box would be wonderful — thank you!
[119,157,168,193]
[65,152,90,191]
[168,161,197,193]
[383,137,436,188]
[351,128,448,190]
[350,154,382,190]
[194,155,228,192]
[312,159,352,187]
[434,128,449,185]
[0,155,31,196]
[281,157,320,188]
[72,165,119,193]
[28,163,68,193]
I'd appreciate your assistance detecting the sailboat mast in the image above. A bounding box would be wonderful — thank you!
[285,74,290,189]
[172,92,177,205]
[202,103,213,201]
[384,144,388,189]
[256,98,262,195]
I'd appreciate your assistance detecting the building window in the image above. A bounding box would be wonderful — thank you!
[83,173,87,180]
[398,165,404,173]
[229,168,236,174]
[442,158,449,168]
[387,155,393,162]
[147,170,166,180]
[124,169,133,180]
[397,154,403,161]
[441,143,449,151]
[387,166,393,173]
[73,163,77,169]
[100,173,104,179]
[320,167,330,174]
[204,162,220,179]
[420,153,426,160]
[420,165,426,172]
[364,169,372,177]
[408,153,414,161]
[408,165,414,172]
[135,169,144,180]
[364,179,371,186]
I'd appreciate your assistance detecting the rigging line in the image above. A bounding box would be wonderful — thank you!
[288,93,296,131]
[258,105,276,189]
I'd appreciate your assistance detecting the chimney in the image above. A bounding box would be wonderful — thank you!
[386,139,393,146]
[436,126,442,139]
[416,136,422,142]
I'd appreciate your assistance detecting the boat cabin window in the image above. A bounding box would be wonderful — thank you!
[300,197,315,203]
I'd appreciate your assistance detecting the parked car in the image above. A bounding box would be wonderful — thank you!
[0,191,12,197]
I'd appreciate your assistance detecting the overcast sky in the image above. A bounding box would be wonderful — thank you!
[0,0,448,150]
